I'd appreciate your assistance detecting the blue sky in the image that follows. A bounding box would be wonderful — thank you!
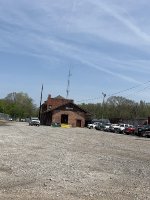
[0,0,150,106]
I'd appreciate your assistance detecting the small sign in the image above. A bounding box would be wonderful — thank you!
[66,107,73,110]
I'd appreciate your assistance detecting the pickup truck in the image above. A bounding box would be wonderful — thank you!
[110,123,130,133]
[87,122,99,129]
[29,117,40,126]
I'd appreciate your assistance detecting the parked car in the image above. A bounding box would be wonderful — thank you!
[134,125,144,136]
[103,123,112,131]
[109,124,129,133]
[87,122,99,129]
[94,122,111,131]
[95,123,106,131]
[108,124,119,132]
[29,117,40,126]
[123,125,135,135]
[117,124,130,133]
[135,124,150,137]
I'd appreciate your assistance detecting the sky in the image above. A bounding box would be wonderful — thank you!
[0,0,150,106]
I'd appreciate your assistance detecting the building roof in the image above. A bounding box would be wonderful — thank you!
[46,101,90,114]
[54,95,65,99]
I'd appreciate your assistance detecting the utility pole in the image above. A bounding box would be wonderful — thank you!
[102,92,106,120]
[39,84,43,121]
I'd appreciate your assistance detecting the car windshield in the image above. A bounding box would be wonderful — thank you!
[105,123,111,126]
[31,117,39,120]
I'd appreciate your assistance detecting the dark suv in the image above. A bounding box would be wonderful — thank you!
[135,125,150,137]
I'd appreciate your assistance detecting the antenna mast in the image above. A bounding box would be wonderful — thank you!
[66,69,72,99]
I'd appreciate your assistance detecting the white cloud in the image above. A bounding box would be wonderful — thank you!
[0,0,150,102]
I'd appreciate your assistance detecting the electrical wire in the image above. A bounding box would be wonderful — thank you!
[124,85,150,100]
[76,80,150,103]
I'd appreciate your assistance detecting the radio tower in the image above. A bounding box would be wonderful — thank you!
[66,69,72,99]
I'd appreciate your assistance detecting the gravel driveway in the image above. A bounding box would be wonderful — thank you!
[0,122,150,200]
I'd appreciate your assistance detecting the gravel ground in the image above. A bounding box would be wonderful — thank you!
[0,122,150,200]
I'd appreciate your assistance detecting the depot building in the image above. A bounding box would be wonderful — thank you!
[40,95,90,127]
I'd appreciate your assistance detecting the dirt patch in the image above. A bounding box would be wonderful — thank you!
[0,122,150,200]
[0,120,9,126]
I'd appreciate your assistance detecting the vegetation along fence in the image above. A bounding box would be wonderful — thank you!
[0,113,9,120]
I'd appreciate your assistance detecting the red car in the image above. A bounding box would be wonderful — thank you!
[124,125,135,135]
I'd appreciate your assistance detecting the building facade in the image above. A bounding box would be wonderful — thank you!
[40,95,90,127]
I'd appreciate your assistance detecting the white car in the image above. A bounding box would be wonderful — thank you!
[111,123,129,133]
[87,122,99,129]
[29,117,40,126]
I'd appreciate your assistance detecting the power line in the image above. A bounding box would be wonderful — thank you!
[107,80,150,97]
[124,85,150,100]
[76,80,150,103]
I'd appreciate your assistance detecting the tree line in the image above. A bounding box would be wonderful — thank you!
[0,92,38,120]
[0,92,150,121]
[79,96,150,121]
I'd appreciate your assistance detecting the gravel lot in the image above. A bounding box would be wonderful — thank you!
[0,122,150,200]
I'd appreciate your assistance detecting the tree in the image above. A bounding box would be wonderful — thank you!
[78,96,147,121]
[3,92,38,119]
[106,96,136,119]
[0,99,5,113]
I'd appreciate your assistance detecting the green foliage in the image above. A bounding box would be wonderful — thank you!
[0,92,38,119]
[79,96,150,120]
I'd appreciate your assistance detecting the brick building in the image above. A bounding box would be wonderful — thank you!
[40,95,90,127]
